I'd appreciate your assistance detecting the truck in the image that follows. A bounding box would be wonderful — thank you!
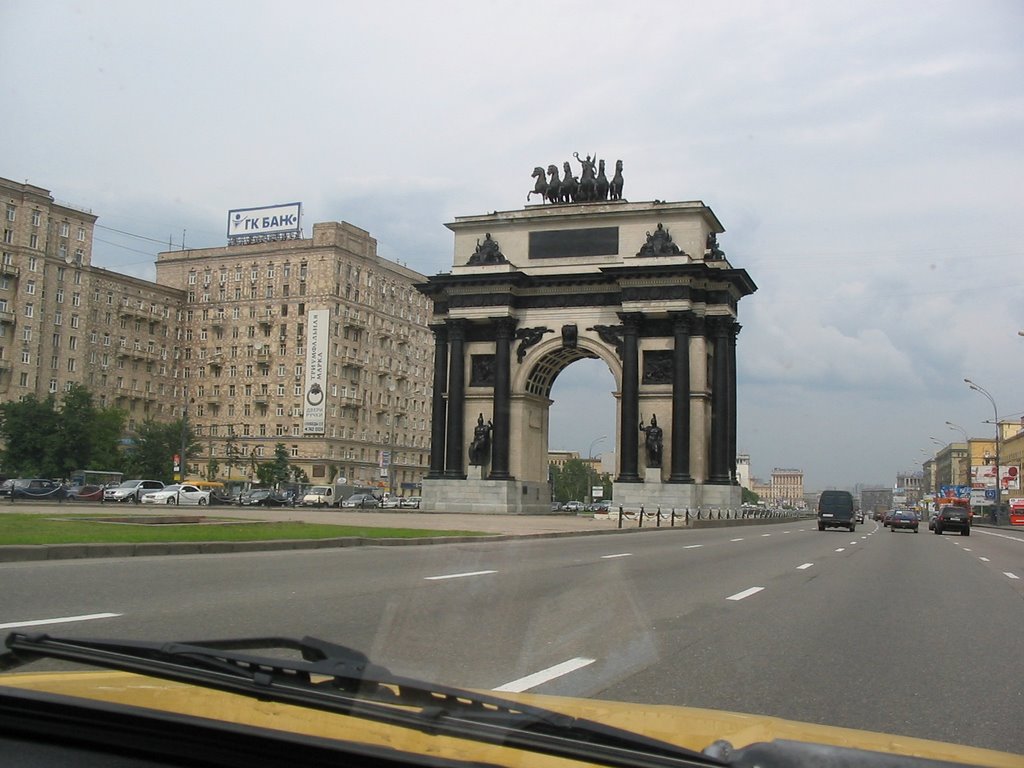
[300,478,373,507]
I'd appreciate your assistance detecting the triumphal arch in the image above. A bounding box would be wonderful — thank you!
[415,160,756,514]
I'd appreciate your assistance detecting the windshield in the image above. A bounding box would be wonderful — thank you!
[1,2,1021,765]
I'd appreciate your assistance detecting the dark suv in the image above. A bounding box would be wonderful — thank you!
[933,505,971,536]
[817,490,856,532]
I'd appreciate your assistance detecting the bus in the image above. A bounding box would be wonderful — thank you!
[69,469,123,488]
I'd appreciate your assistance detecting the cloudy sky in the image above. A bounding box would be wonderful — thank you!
[3,0,1022,490]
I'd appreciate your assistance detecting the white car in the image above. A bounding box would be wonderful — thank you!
[140,484,211,506]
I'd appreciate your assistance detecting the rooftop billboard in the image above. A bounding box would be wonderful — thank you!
[227,202,301,240]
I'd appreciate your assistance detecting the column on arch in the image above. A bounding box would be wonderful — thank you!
[668,311,693,483]
[489,316,516,480]
[616,312,642,482]
[443,319,467,479]
[708,316,731,484]
[426,323,448,478]
[727,320,741,485]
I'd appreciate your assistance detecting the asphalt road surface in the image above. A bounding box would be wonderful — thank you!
[2,519,1022,755]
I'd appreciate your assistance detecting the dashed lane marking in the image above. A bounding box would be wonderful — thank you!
[424,570,497,581]
[493,657,596,692]
[726,587,765,601]
[600,553,632,559]
[0,612,122,630]
[1005,572,1020,580]
[797,563,814,570]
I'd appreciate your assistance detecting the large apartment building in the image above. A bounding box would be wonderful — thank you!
[0,177,433,491]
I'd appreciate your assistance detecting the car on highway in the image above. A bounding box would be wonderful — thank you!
[140,484,212,505]
[341,493,380,508]
[889,510,919,533]
[855,510,865,523]
[817,490,856,531]
[103,480,165,504]
[933,504,971,536]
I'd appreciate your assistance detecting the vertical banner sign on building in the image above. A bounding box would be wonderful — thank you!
[303,309,329,435]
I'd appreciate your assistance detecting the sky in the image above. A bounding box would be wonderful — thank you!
[2,0,1022,490]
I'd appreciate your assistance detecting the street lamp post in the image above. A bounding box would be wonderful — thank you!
[587,435,607,505]
[964,378,1000,519]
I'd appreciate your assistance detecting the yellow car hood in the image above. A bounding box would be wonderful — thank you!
[1,670,1018,768]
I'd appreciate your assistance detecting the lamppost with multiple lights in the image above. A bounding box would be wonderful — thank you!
[964,378,1000,518]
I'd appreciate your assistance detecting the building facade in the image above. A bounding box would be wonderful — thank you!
[769,467,804,507]
[154,221,433,490]
[1,178,433,491]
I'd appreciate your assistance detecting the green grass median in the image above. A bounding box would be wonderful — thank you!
[0,514,486,546]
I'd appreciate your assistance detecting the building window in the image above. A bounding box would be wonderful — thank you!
[60,222,70,237]
[25,281,35,295]
[77,227,86,241]
[24,303,33,318]
[31,211,40,227]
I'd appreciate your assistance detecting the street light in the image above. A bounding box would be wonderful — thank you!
[964,378,1000,517]
[587,435,607,505]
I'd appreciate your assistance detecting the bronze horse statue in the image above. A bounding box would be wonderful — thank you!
[526,166,548,203]
[545,164,562,204]
[609,159,624,200]
[595,159,609,201]
[560,161,578,203]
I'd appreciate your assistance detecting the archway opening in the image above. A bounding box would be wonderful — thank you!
[547,357,617,505]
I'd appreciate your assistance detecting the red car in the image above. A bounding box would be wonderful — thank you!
[66,484,104,502]
[889,510,919,533]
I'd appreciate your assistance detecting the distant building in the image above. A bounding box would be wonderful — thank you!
[735,453,751,489]
[769,467,804,507]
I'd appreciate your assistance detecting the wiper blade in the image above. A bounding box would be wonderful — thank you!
[2,633,724,768]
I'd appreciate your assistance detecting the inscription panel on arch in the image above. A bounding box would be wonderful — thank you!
[528,227,619,259]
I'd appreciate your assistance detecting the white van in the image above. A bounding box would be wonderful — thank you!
[301,485,337,507]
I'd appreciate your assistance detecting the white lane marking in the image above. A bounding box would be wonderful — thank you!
[727,587,764,601]
[835,548,846,552]
[424,570,497,581]
[979,557,991,562]
[682,544,703,550]
[0,612,122,630]
[493,657,595,692]
[601,553,632,559]
[975,529,1024,543]
[1005,572,1020,580]
[797,563,814,570]
[730,538,744,542]
[849,541,858,545]
[783,531,792,534]
[963,548,972,552]
[761,533,772,537]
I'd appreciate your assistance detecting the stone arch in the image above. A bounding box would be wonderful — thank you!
[415,199,755,514]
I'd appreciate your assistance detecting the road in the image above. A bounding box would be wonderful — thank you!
[2,519,1022,755]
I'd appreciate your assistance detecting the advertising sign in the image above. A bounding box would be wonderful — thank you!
[938,484,972,499]
[970,464,1020,491]
[302,309,329,435]
[227,202,301,240]
[970,489,992,507]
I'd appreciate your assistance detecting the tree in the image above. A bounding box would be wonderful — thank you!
[0,395,59,476]
[549,459,590,502]
[54,384,125,478]
[742,487,760,505]
[125,418,197,480]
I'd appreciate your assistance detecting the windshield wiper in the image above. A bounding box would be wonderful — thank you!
[2,633,724,768]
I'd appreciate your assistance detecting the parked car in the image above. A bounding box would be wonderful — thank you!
[238,489,292,507]
[141,484,211,506]
[381,494,402,508]
[563,500,586,512]
[341,493,380,508]
[933,505,971,536]
[8,478,66,500]
[104,480,165,503]
[65,484,104,502]
[889,510,919,533]
[399,496,421,509]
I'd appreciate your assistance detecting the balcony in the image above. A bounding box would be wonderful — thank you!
[0,310,15,325]
[0,263,19,278]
